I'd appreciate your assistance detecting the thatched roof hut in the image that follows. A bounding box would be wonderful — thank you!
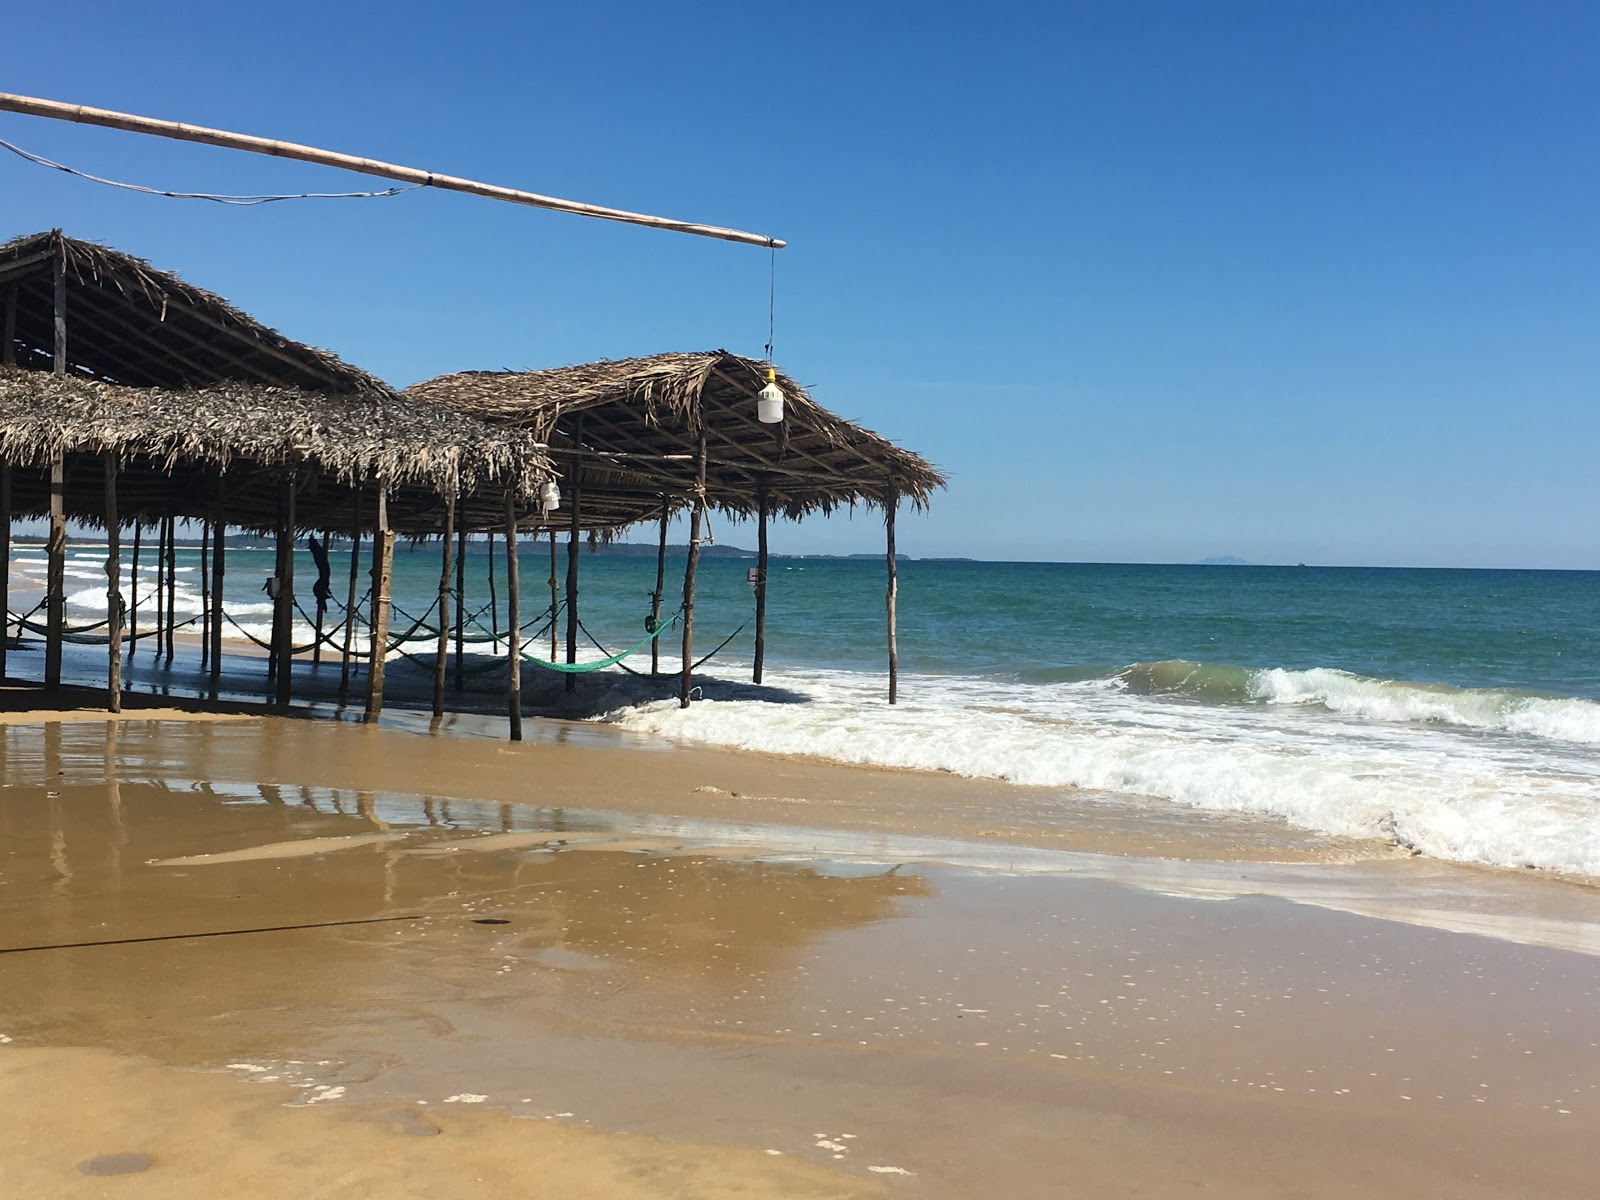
[0,231,550,533]
[405,352,944,531]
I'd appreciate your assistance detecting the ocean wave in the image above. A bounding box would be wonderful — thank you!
[599,664,1600,878]
[1107,659,1600,746]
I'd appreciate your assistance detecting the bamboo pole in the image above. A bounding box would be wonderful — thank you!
[453,510,467,691]
[432,495,455,719]
[104,456,121,713]
[152,515,165,664]
[754,481,769,684]
[163,510,176,665]
[547,530,558,663]
[45,248,66,690]
[274,477,295,708]
[198,518,210,673]
[565,461,581,695]
[210,481,225,693]
[886,481,899,706]
[1,289,12,671]
[504,492,522,742]
[680,431,708,709]
[651,496,667,677]
[487,530,498,654]
[128,521,140,664]
[0,93,785,250]
[365,483,392,722]
[339,485,362,701]
[0,465,9,681]
[312,531,329,667]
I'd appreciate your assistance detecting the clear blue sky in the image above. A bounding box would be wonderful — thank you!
[6,1,1598,567]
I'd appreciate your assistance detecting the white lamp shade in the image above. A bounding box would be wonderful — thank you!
[757,380,785,423]
[540,479,561,511]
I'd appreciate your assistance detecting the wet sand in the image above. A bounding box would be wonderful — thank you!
[4,713,1600,1197]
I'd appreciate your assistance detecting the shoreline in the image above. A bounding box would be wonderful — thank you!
[3,711,1600,1196]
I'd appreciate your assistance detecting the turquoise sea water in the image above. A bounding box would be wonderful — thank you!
[19,542,1600,877]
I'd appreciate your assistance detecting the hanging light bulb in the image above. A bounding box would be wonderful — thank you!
[539,477,561,513]
[757,367,785,424]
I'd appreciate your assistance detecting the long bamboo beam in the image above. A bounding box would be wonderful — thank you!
[0,93,786,249]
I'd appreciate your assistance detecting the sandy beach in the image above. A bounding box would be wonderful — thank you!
[1,702,1598,1199]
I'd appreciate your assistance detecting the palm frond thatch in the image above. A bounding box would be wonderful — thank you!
[407,352,945,530]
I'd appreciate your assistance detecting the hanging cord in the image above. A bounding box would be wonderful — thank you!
[764,242,777,361]
[0,137,422,205]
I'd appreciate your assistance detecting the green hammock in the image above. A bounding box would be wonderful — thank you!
[519,610,682,673]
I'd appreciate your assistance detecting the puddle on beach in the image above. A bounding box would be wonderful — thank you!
[5,718,1600,1198]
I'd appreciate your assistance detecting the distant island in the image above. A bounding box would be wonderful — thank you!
[1195,556,1254,566]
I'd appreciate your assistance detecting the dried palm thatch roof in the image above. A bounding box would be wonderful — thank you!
[0,231,550,533]
[406,352,944,531]
[0,367,548,534]
[0,229,379,391]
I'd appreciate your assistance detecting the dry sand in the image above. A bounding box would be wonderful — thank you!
[3,711,1600,1198]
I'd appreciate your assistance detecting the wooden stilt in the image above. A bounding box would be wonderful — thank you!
[45,450,65,689]
[365,483,392,722]
[162,511,176,665]
[886,481,899,706]
[432,494,456,719]
[454,509,467,691]
[548,529,558,663]
[651,496,667,677]
[339,484,361,701]
[565,461,581,695]
[0,465,9,681]
[680,430,708,709]
[504,491,522,741]
[128,521,140,664]
[152,515,165,663]
[274,476,295,708]
[0,289,9,676]
[210,480,226,694]
[487,529,498,654]
[198,518,210,673]
[45,249,66,690]
[312,529,329,667]
[754,481,769,684]
[104,456,122,713]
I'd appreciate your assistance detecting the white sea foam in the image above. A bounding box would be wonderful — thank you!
[601,664,1600,878]
[1248,666,1600,746]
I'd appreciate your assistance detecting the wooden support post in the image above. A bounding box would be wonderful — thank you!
[504,491,522,741]
[547,529,558,663]
[128,521,140,663]
[152,515,165,663]
[486,530,498,654]
[453,510,467,691]
[274,477,295,708]
[339,485,362,701]
[651,496,667,676]
[162,511,176,665]
[104,456,122,712]
[754,481,769,684]
[680,430,708,709]
[565,462,581,694]
[198,518,210,673]
[886,481,899,706]
[365,483,392,722]
[45,249,66,690]
[45,451,65,689]
[0,465,9,681]
[432,494,456,719]
[210,481,225,693]
[312,530,329,667]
